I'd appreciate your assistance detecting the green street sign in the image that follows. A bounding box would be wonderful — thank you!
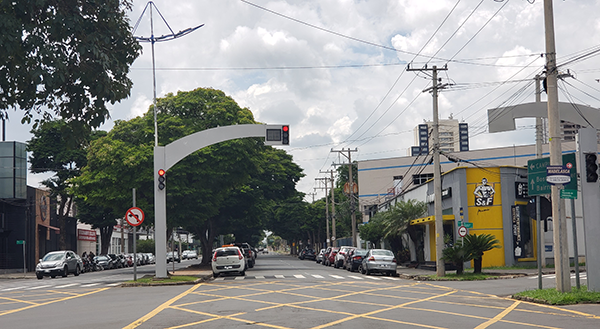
[560,189,577,199]
[463,222,474,229]
[16,240,25,245]
[527,153,577,196]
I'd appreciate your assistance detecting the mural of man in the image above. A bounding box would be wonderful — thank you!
[474,178,495,206]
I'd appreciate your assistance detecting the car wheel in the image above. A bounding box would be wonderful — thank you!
[240,271,245,276]
[358,265,364,274]
[213,272,219,278]
[75,265,81,276]
[62,266,68,277]
[333,261,338,268]
[51,275,56,278]
[365,267,370,275]
[36,273,43,280]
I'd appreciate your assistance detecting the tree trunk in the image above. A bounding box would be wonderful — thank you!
[199,220,217,265]
[57,197,68,250]
[473,258,483,274]
[99,225,113,254]
[455,261,464,275]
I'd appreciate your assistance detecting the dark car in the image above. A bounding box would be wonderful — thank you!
[227,243,255,268]
[94,255,114,270]
[345,248,368,272]
[298,248,316,260]
[36,250,83,279]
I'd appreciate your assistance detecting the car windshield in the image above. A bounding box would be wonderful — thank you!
[216,248,238,257]
[43,253,64,261]
[97,256,109,261]
[371,250,394,256]
[354,250,368,256]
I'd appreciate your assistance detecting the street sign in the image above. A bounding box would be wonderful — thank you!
[560,189,577,199]
[331,236,336,241]
[458,226,468,237]
[16,240,25,245]
[527,153,577,196]
[546,166,571,185]
[463,222,473,229]
[126,207,145,226]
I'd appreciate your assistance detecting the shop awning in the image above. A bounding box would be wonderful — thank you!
[410,214,455,225]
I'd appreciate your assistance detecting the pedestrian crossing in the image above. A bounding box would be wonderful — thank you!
[528,273,587,280]
[213,273,403,281]
[0,281,123,292]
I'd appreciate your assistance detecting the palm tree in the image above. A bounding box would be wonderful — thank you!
[381,199,427,261]
[463,233,501,273]
[441,235,468,275]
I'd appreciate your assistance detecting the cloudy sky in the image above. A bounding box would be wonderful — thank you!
[12,0,600,199]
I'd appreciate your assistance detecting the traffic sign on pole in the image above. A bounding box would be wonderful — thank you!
[458,226,468,237]
[126,207,144,227]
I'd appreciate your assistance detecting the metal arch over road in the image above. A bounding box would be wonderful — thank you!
[154,124,287,278]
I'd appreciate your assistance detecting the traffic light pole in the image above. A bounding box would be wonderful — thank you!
[154,124,289,278]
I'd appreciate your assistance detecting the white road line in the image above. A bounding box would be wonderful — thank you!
[293,275,306,279]
[214,277,224,281]
[254,275,265,279]
[234,276,245,280]
[347,275,364,280]
[1,286,26,291]
[364,276,382,280]
[381,276,399,280]
[311,275,324,279]
[330,275,345,279]
[80,283,101,287]
[274,275,285,279]
[54,283,79,288]
[27,285,52,290]
[105,283,122,287]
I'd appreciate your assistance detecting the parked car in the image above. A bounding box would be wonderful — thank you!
[94,255,114,270]
[323,247,339,266]
[144,253,156,264]
[36,250,83,279]
[298,248,316,260]
[182,250,198,260]
[166,251,181,263]
[315,249,326,264]
[334,246,354,268]
[345,248,368,272]
[360,249,397,276]
[211,246,246,277]
[226,243,255,268]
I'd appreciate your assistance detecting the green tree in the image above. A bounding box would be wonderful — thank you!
[27,120,105,249]
[137,239,156,254]
[358,214,386,248]
[75,197,118,254]
[0,0,141,130]
[381,199,427,258]
[463,233,501,274]
[441,235,468,275]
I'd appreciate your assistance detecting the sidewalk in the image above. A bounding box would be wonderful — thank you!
[396,265,585,280]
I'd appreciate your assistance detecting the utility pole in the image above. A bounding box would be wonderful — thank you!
[315,177,330,248]
[408,63,448,277]
[331,148,358,247]
[543,0,570,293]
[535,75,544,290]
[329,170,337,247]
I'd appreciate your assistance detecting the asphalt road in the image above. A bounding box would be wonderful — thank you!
[1,254,598,329]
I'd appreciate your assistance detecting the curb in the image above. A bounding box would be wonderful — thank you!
[119,274,213,287]
[398,272,529,281]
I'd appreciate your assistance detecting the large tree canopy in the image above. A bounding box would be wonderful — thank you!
[0,0,141,129]
[74,87,304,263]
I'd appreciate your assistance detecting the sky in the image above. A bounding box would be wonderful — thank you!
[8,0,600,200]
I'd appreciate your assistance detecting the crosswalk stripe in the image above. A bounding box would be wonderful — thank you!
[80,283,101,287]
[381,276,399,280]
[1,286,26,291]
[54,283,79,288]
[274,275,285,279]
[234,276,245,280]
[364,276,382,280]
[105,283,122,286]
[214,277,224,281]
[254,275,265,279]
[330,275,345,279]
[293,275,305,278]
[27,285,52,290]
[312,275,324,278]
[347,275,364,280]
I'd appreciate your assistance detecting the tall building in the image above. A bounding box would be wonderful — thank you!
[410,118,468,156]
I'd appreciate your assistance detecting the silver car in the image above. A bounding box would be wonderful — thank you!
[359,249,397,276]
[211,246,246,277]
[36,250,83,279]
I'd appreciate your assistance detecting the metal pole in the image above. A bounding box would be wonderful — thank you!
[543,0,570,293]
[571,198,580,289]
[23,240,26,275]
[348,151,357,247]
[150,4,158,147]
[535,75,543,290]
[537,196,543,290]
[133,188,137,281]
[330,171,337,247]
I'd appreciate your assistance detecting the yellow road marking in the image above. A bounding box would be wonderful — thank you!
[475,300,521,329]
[310,289,457,329]
[122,283,202,329]
[0,296,39,305]
[0,288,109,317]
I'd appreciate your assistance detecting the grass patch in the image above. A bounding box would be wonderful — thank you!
[125,275,199,284]
[513,286,600,305]
[424,273,499,281]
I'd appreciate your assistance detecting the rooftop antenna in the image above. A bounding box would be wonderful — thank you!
[132,1,204,146]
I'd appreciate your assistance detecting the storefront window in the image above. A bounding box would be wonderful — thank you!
[512,205,534,259]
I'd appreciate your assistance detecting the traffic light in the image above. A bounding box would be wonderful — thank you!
[282,125,289,145]
[585,153,598,183]
[158,169,166,190]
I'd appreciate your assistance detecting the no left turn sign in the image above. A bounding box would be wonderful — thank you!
[126,207,145,227]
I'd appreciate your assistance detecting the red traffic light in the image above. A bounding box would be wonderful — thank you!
[158,169,166,176]
[282,125,289,132]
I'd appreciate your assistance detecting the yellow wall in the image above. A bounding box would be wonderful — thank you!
[466,168,505,267]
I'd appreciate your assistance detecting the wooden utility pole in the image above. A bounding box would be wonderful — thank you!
[543,0,570,293]
[331,148,358,247]
[316,175,331,248]
[408,63,448,277]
